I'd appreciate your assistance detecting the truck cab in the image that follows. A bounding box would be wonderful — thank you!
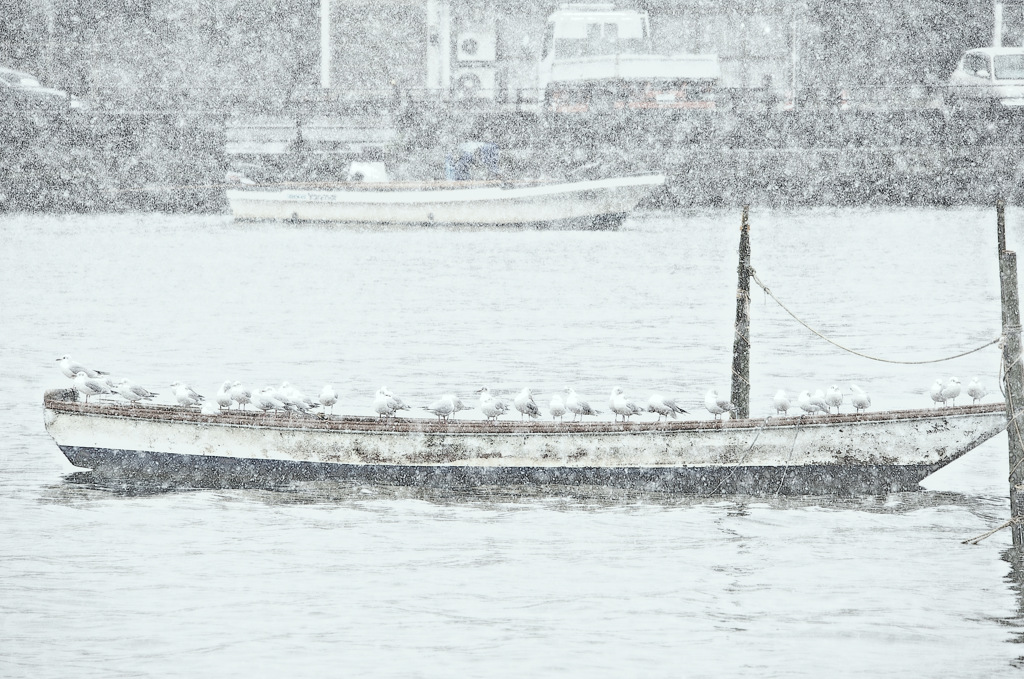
[538,3,720,113]
[947,47,1024,108]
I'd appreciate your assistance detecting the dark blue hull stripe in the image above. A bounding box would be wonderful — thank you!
[58,446,939,495]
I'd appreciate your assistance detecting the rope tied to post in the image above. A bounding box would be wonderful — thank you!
[748,268,1001,365]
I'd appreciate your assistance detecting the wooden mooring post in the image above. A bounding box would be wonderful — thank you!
[998,199,1024,549]
[731,206,752,420]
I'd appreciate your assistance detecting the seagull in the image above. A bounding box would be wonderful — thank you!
[967,378,987,405]
[476,387,509,422]
[424,394,470,422]
[704,389,736,420]
[319,385,338,414]
[252,387,285,414]
[565,388,600,421]
[647,393,688,421]
[229,382,252,410]
[797,390,826,415]
[170,382,204,407]
[57,355,107,379]
[514,388,542,420]
[941,377,962,406]
[280,382,317,414]
[930,379,946,406]
[373,386,409,419]
[772,389,790,415]
[113,379,158,405]
[549,393,567,421]
[811,389,831,415]
[850,384,871,413]
[824,385,843,414]
[73,371,110,402]
[215,381,234,409]
[609,387,643,422]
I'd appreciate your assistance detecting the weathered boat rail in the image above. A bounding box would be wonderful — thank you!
[43,388,1008,435]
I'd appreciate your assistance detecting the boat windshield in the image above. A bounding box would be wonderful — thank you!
[994,54,1024,80]
[551,16,650,58]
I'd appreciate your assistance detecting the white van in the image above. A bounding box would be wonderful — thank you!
[947,47,1024,107]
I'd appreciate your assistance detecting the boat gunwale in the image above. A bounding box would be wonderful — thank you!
[43,389,1008,437]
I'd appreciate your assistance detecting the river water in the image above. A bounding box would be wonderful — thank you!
[3,208,1024,676]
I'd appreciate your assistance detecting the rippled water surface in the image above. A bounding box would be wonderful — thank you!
[3,208,1024,677]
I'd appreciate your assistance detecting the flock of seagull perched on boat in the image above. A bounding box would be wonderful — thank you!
[57,355,991,424]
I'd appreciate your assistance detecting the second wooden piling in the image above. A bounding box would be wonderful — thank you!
[997,199,1024,550]
[731,206,752,420]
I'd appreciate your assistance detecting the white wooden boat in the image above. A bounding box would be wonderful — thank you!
[225,174,666,229]
[43,388,1007,494]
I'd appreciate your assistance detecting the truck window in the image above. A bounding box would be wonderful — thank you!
[994,54,1024,80]
[964,53,989,76]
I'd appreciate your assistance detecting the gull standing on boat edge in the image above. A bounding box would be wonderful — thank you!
[229,381,252,410]
[319,385,338,414]
[850,384,871,413]
[514,388,542,420]
[565,388,600,421]
[373,386,409,419]
[113,379,158,405]
[647,393,688,421]
[73,371,110,403]
[772,389,790,415]
[549,393,567,421]
[967,378,987,404]
[941,377,961,406]
[609,387,643,422]
[476,387,510,422]
[704,389,736,420]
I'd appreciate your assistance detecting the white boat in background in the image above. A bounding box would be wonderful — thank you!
[225,173,666,230]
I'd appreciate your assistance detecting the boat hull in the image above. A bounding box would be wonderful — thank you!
[225,175,664,229]
[43,390,1008,495]
[57,444,940,495]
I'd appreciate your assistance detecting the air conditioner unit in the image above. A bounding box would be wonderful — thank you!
[456,30,497,62]
[452,65,496,100]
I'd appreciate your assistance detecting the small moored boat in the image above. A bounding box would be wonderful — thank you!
[42,388,1008,494]
[225,174,666,230]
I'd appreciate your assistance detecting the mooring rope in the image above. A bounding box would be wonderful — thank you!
[749,268,1001,365]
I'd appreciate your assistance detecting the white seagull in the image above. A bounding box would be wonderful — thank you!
[373,387,409,419]
[170,382,204,407]
[810,389,831,415]
[113,379,158,405]
[941,377,962,406]
[824,385,843,414]
[772,389,790,415]
[647,393,688,421]
[609,387,643,422]
[424,394,471,422]
[549,393,567,422]
[229,382,252,410]
[704,389,736,420]
[930,379,946,406]
[57,355,107,380]
[73,371,110,403]
[476,387,509,422]
[319,385,338,414]
[252,387,285,414]
[967,378,987,405]
[514,388,542,420]
[797,390,826,415]
[280,382,317,414]
[215,381,234,409]
[565,388,600,421]
[850,384,871,413]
